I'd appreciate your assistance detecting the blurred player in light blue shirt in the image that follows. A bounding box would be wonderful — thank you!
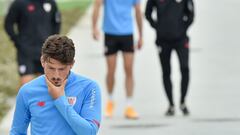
[103,0,140,35]
[92,0,142,119]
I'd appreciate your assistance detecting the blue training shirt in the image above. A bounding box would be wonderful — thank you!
[103,0,140,35]
[10,71,101,135]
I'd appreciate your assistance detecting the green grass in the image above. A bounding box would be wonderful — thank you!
[0,0,91,122]
[58,0,91,10]
[0,16,18,120]
[0,1,4,16]
[58,0,92,35]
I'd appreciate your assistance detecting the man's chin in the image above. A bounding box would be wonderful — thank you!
[53,82,61,87]
[55,84,61,87]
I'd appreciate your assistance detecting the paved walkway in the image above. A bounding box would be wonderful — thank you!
[1,0,240,134]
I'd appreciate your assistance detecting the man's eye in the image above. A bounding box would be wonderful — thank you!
[49,67,55,70]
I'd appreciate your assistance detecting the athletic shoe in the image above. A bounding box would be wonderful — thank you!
[105,100,114,118]
[125,106,139,119]
[180,104,190,116]
[165,106,175,116]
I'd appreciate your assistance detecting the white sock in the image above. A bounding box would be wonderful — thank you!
[108,94,113,101]
[126,97,133,107]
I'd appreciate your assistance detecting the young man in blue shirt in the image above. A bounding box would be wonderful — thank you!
[92,0,143,119]
[10,35,101,135]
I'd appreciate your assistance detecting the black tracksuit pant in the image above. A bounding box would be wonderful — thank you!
[158,38,189,106]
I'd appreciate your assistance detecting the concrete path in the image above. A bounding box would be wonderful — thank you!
[1,0,240,134]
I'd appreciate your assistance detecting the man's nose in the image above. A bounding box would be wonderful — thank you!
[53,70,60,77]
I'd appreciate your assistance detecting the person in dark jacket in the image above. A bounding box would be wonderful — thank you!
[4,0,61,86]
[145,0,194,116]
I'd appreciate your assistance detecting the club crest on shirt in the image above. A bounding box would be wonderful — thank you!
[27,4,35,12]
[43,3,52,12]
[37,101,45,107]
[67,97,77,106]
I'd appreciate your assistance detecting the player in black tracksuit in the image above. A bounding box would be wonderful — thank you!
[145,0,194,116]
[4,0,61,85]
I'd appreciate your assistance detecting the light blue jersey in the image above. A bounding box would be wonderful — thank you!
[103,0,140,35]
[10,72,101,135]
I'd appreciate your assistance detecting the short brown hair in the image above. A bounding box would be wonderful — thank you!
[42,35,75,64]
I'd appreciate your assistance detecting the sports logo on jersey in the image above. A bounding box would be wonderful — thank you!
[67,97,77,106]
[89,89,96,109]
[43,3,52,13]
[37,101,45,107]
[27,4,35,12]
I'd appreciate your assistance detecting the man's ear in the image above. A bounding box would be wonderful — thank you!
[40,56,45,68]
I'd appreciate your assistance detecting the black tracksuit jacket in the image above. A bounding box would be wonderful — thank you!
[4,0,61,59]
[145,0,194,43]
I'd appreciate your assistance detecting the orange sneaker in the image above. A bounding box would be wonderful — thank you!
[125,106,139,119]
[105,101,114,118]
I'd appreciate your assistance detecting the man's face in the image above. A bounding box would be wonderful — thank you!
[41,57,74,87]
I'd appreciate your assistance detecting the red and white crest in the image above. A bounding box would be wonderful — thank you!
[43,3,52,13]
[67,97,77,106]
[27,4,35,12]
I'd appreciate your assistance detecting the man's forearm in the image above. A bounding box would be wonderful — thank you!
[145,1,157,28]
[92,0,102,30]
[135,4,143,38]
[4,19,17,42]
[54,96,98,135]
